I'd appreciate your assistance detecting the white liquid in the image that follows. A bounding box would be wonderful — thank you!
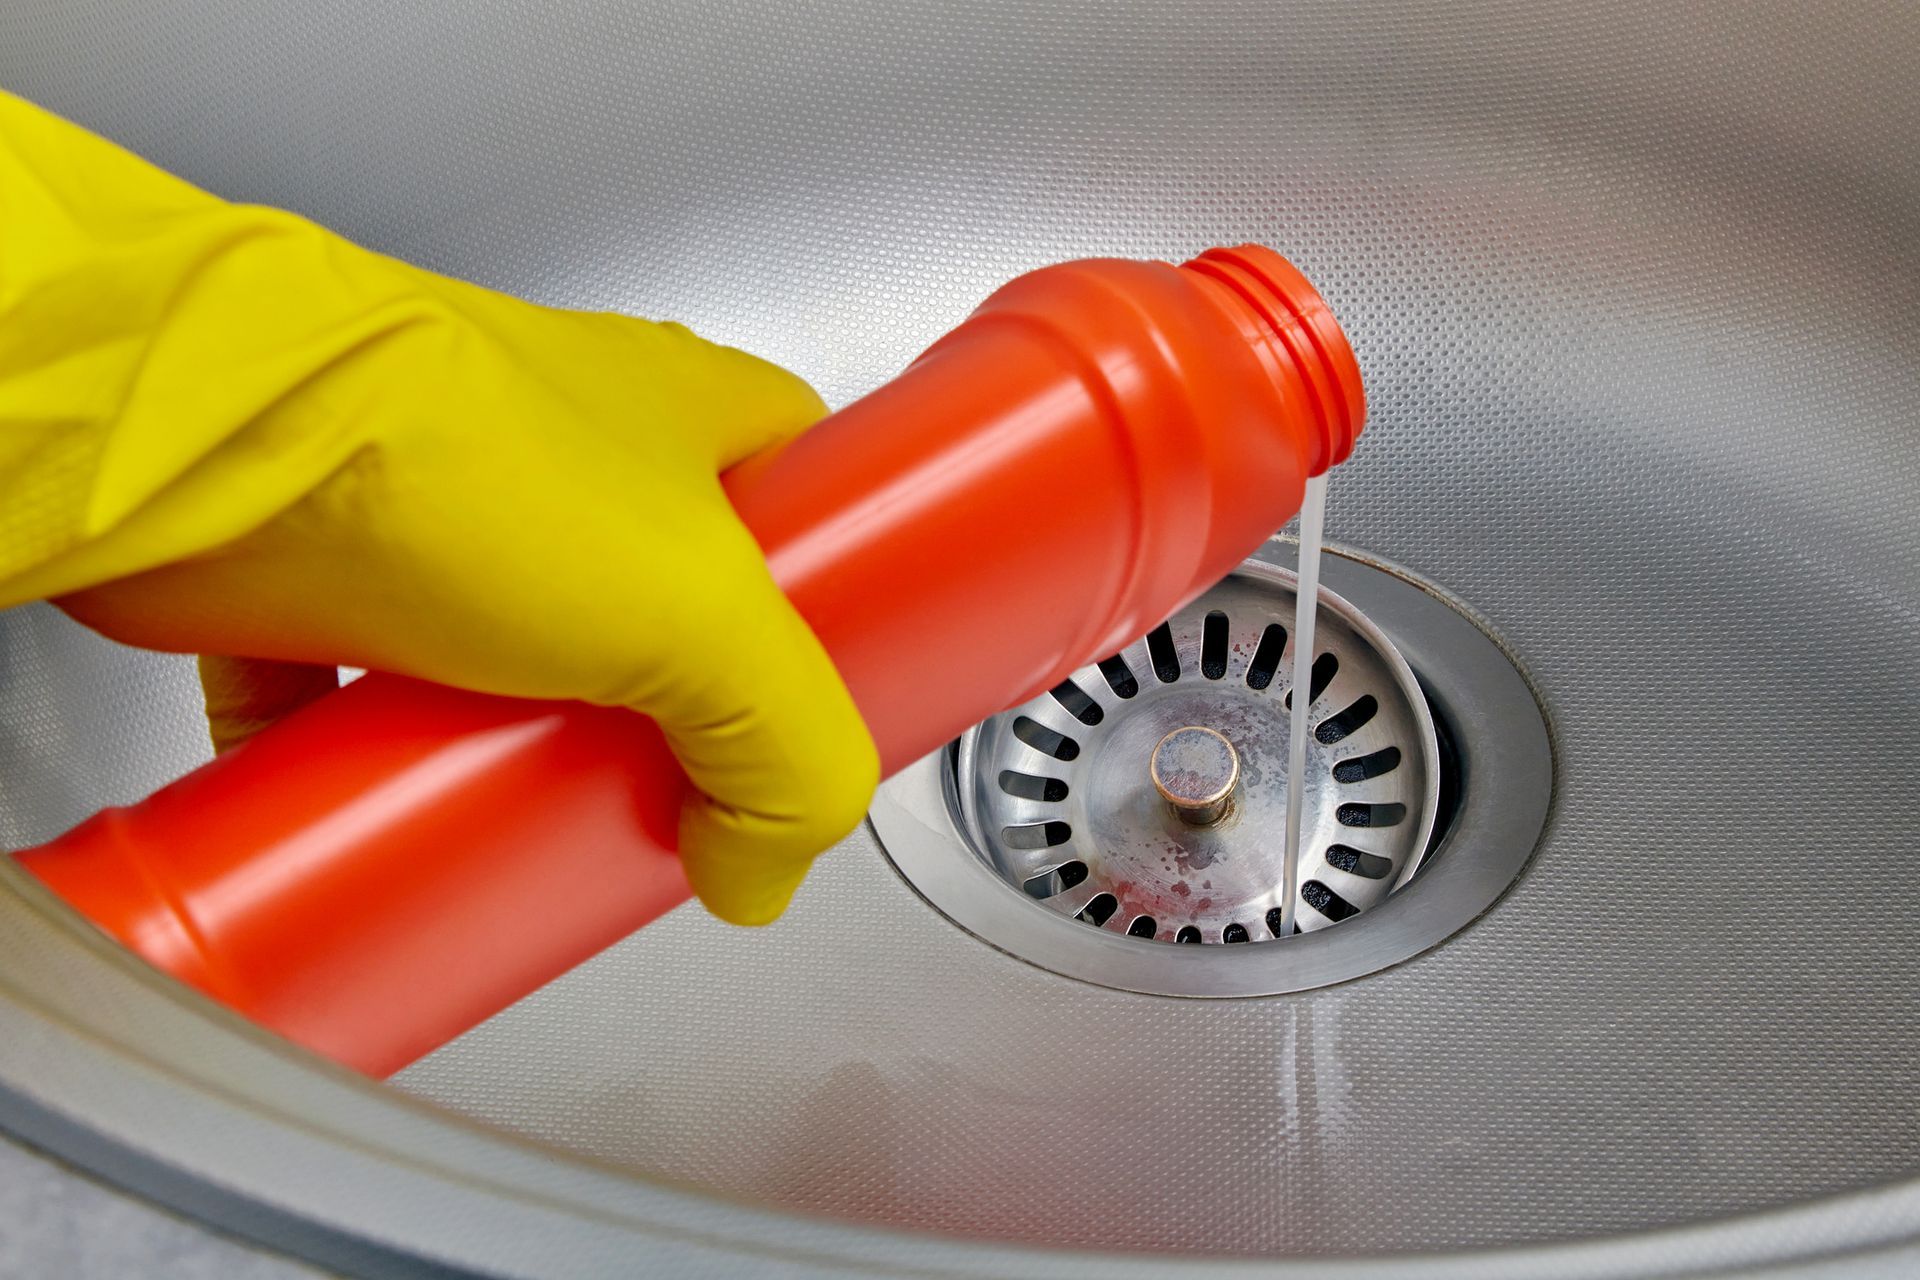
[1278,473,1329,938]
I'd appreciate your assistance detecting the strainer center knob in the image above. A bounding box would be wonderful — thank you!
[1150,726,1240,826]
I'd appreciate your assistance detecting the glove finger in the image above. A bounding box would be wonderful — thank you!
[642,533,879,926]
[197,654,339,754]
[614,319,829,469]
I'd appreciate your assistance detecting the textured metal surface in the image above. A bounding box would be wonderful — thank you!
[6,855,1920,1280]
[2,0,1919,1272]
[0,1134,326,1280]
[956,562,1440,946]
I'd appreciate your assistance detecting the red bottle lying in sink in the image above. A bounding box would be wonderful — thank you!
[17,244,1365,1076]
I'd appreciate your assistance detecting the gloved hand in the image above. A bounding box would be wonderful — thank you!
[0,89,878,926]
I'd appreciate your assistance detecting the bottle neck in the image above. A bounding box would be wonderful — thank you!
[1178,245,1365,476]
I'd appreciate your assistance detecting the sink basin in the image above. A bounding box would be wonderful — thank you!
[2,1,1917,1274]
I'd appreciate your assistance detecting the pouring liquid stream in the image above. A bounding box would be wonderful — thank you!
[1277,472,1329,938]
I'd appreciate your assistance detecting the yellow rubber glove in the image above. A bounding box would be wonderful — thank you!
[0,89,879,926]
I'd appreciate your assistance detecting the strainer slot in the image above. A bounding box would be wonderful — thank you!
[1146,623,1181,684]
[1002,821,1071,850]
[1302,880,1359,922]
[998,771,1068,803]
[1316,695,1378,744]
[1265,906,1290,938]
[1175,927,1202,944]
[1201,611,1230,679]
[1326,844,1392,879]
[1012,716,1079,761]
[1284,652,1339,708]
[1127,916,1157,938]
[1077,894,1119,927]
[1245,623,1287,690]
[1021,859,1087,899]
[1222,923,1249,943]
[1337,802,1405,828]
[1048,679,1104,726]
[1097,656,1139,699]
[1332,746,1402,783]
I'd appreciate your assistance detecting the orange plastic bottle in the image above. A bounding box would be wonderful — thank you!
[17,245,1364,1076]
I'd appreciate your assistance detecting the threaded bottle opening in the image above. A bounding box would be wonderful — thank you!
[1180,245,1366,473]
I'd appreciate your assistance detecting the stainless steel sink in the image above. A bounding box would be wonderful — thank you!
[2,1,1917,1274]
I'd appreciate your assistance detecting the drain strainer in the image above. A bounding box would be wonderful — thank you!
[955,563,1440,944]
[871,540,1553,996]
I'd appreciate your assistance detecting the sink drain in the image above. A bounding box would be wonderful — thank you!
[870,540,1552,996]
[956,562,1440,944]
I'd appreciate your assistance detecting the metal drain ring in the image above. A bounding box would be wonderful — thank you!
[871,539,1554,997]
[955,562,1440,943]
